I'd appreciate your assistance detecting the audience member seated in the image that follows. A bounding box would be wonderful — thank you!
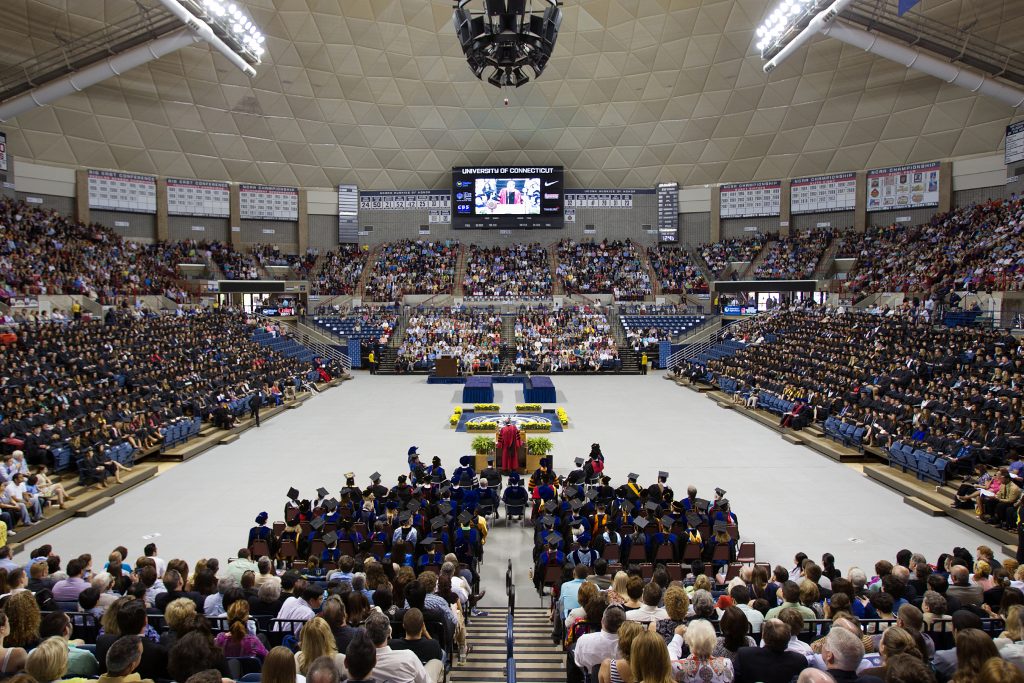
[0,309,330,485]
[700,237,766,279]
[648,246,708,294]
[395,308,502,373]
[313,246,368,295]
[252,244,319,280]
[557,240,651,300]
[703,305,1023,497]
[0,200,185,305]
[364,240,459,301]
[753,229,833,280]
[845,198,1024,294]
[463,244,552,298]
[207,242,260,280]
[513,307,620,373]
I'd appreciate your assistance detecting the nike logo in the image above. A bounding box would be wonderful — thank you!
[544,181,559,187]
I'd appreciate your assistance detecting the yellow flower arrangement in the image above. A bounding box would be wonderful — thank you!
[515,403,542,412]
[473,403,500,412]
[556,407,569,425]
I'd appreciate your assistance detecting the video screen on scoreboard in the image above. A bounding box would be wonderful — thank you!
[452,166,564,229]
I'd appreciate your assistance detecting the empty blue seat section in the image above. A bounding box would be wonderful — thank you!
[620,315,705,339]
[313,317,389,341]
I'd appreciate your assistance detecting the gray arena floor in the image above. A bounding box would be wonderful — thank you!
[19,373,997,607]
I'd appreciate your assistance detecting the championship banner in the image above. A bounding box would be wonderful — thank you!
[720,180,781,218]
[239,184,298,221]
[87,170,157,214]
[866,161,939,212]
[359,189,450,211]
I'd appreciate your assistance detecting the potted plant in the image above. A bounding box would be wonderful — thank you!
[471,435,496,471]
[471,435,496,455]
[525,436,553,473]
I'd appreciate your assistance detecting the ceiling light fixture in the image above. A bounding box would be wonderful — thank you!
[452,0,562,89]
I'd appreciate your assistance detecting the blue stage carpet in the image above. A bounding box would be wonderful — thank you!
[455,410,563,433]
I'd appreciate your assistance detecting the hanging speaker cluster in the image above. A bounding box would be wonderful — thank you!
[452,0,562,88]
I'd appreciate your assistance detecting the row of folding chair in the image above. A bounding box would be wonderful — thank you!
[888,441,949,484]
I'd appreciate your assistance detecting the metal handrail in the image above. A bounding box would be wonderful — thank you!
[256,315,352,372]
[665,319,745,368]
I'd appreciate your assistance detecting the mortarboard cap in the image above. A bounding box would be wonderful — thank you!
[718,498,729,509]
[539,514,555,527]
[586,489,599,501]
[458,511,473,526]
[714,487,726,497]
[398,511,411,523]
[658,471,668,481]
[644,500,660,512]
[686,512,702,528]
[713,520,728,533]
[661,516,676,529]
[316,487,329,499]
[344,472,355,480]
[544,500,557,513]
[439,483,452,496]
[546,532,563,546]
[419,536,438,547]
[431,516,448,530]
[324,498,338,512]
[310,516,325,531]
[408,499,421,513]
[287,487,299,500]
[575,457,585,467]
[695,498,709,510]
[634,517,649,530]
[565,487,579,499]
[627,472,639,481]
[487,456,495,465]
[322,531,338,545]
[569,499,583,511]
[370,472,381,482]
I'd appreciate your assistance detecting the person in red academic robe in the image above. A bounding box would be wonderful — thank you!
[497,419,523,474]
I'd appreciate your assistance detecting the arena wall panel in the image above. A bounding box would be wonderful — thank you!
[680,212,710,245]
[239,219,298,253]
[309,214,342,250]
[167,216,229,243]
[790,210,855,232]
[15,191,74,216]
[92,209,156,242]
[720,216,781,240]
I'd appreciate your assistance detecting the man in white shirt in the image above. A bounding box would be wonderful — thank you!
[574,605,625,673]
[225,548,260,584]
[772,608,815,663]
[363,612,434,683]
[730,585,764,633]
[625,582,669,624]
[3,473,40,524]
[143,543,167,578]
[275,587,323,634]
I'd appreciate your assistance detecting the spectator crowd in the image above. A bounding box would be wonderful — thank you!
[364,241,459,302]
[313,247,369,296]
[557,240,652,301]
[648,247,709,294]
[752,229,833,280]
[395,308,503,373]
[699,237,766,279]
[462,244,552,298]
[703,306,1023,491]
[513,307,620,372]
[846,198,1024,295]
[0,308,334,522]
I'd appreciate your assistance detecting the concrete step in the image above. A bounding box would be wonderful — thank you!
[782,432,804,445]
[74,497,115,517]
[903,496,946,517]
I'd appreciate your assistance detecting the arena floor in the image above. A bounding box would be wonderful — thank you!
[20,373,998,607]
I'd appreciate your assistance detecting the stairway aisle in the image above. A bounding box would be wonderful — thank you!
[449,606,563,683]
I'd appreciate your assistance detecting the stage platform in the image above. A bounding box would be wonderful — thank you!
[426,374,529,385]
